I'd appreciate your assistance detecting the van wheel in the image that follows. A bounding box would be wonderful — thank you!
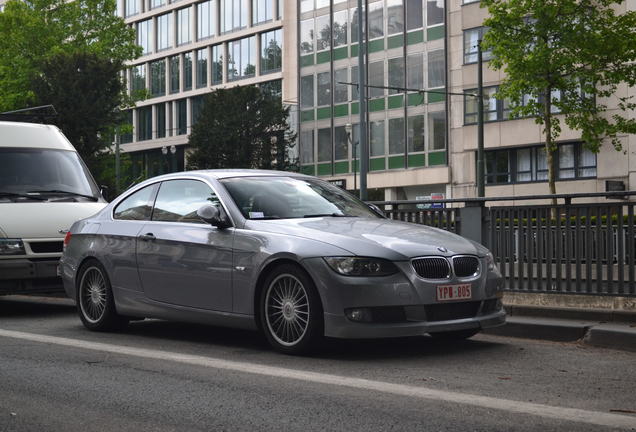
[76,260,128,331]
[259,264,323,355]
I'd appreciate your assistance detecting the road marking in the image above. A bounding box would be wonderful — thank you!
[0,328,634,429]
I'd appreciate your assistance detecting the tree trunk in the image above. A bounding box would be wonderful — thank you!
[543,87,558,220]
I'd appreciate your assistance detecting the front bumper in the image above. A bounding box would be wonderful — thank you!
[0,258,63,295]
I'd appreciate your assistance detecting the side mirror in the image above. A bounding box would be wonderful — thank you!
[100,185,109,202]
[367,203,386,218]
[197,204,230,228]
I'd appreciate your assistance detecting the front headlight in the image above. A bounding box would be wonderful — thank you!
[0,239,25,255]
[324,257,398,277]
[485,252,497,271]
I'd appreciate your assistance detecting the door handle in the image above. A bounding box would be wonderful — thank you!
[139,233,156,241]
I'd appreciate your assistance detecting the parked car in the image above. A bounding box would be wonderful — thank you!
[60,170,505,354]
[0,121,107,296]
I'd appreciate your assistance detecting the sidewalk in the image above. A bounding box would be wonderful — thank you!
[484,304,636,352]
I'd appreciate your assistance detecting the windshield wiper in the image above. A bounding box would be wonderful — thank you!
[27,189,99,201]
[0,191,47,201]
[303,213,352,218]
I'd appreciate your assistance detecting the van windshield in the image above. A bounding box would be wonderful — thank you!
[0,148,99,200]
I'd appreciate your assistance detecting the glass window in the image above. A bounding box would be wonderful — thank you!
[183,53,193,90]
[427,0,444,26]
[578,146,596,177]
[196,48,208,88]
[150,60,166,97]
[407,115,424,152]
[334,126,348,160]
[464,86,499,123]
[300,75,314,108]
[169,56,180,93]
[121,110,133,144]
[221,0,247,32]
[137,19,153,54]
[156,103,166,138]
[316,0,328,8]
[176,99,187,135]
[260,79,282,98]
[212,45,223,84]
[177,8,191,45]
[558,144,575,179]
[114,184,156,220]
[316,14,330,51]
[388,117,405,155]
[137,106,152,141]
[261,29,282,74]
[333,10,347,47]
[157,13,172,50]
[252,0,272,24]
[464,27,492,64]
[300,0,313,13]
[368,1,384,39]
[125,0,139,17]
[406,0,422,30]
[370,120,385,157]
[428,111,445,150]
[387,0,403,35]
[334,68,348,104]
[317,128,332,162]
[191,95,204,124]
[131,64,146,92]
[388,57,404,95]
[406,53,423,90]
[350,7,363,44]
[151,0,165,9]
[300,130,314,164]
[351,65,359,99]
[197,0,215,40]
[369,61,384,98]
[485,150,510,184]
[516,148,532,182]
[317,71,331,106]
[153,180,218,223]
[300,19,314,55]
[428,50,445,88]
[228,36,256,81]
[536,147,548,180]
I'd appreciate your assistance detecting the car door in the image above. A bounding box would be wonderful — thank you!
[136,179,234,311]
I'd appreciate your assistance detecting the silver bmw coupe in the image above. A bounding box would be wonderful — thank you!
[60,170,505,354]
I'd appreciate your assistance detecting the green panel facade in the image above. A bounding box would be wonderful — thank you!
[301,165,316,176]
[428,151,447,166]
[333,104,348,117]
[427,25,445,41]
[316,106,332,120]
[388,156,405,169]
[300,55,314,67]
[370,157,385,171]
[317,163,332,176]
[301,110,315,122]
[368,98,385,112]
[387,95,404,109]
[334,161,349,174]
[408,154,426,167]
[387,35,404,49]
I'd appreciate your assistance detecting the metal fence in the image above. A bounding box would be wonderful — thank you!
[371,191,636,297]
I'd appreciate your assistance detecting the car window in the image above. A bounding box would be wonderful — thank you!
[113,184,157,220]
[152,179,220,223]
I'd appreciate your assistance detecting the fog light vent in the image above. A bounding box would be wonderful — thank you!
[345,308,373,322]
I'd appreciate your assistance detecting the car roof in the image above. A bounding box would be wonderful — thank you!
[145,169,311,182]
[0,121,75,151]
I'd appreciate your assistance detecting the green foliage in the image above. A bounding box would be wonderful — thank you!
[31,52,129,171]
[91,151,135,200]
[187,85,298,171]
[481,0,636,194]
[0,0,140,111]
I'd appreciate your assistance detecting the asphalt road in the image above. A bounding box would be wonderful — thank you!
[1,296,635,432]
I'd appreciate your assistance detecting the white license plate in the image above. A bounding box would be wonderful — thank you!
[436,284,472,301]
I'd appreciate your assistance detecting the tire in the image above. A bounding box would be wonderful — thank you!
[430,328,480,341]
[259,264,323,355]
[76,259,128,331]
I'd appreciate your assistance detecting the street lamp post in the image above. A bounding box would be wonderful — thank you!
[477,39,485,198]
[270,135,278,168]
[345,123,355,192]
[161,145,177,173]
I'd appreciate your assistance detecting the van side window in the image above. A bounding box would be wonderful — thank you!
[152,180,220,223]
[114,184,157,220]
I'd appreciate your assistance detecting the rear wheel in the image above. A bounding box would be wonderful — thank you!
[77,260,128,331]
[430,328,480,341]
[259,264,323,355]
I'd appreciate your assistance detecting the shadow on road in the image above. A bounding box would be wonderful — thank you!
[0,296,75,317]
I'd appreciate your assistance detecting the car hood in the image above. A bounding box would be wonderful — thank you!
[246,217,486,261]
[0,203,106,238]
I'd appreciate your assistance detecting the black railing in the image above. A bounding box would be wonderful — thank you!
[371,191,636,297]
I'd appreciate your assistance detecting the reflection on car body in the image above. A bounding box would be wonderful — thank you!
[60,170,505,354]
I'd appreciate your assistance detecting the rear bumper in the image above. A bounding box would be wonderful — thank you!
[324,309,506,339]
[0,258,63,295]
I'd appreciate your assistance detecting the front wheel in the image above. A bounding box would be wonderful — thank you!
[259,264,323,355]
[76,259,128,331]
[429,328,480,341]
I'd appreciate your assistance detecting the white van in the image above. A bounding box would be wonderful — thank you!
[0,121,107,295]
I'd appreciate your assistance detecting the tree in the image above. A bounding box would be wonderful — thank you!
[187,85,297,171]
[481,0,636,198]
[31,52,130,171]
[0,0,140,111]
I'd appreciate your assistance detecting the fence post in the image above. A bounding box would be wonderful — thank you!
[459,202,490,248]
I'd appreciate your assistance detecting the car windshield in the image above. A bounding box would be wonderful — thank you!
[0,148,99,199]
[220,176,380,220]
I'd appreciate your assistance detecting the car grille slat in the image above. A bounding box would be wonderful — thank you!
[28,241,63,254]
[453,256,480,277]
[411,257,450,279]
